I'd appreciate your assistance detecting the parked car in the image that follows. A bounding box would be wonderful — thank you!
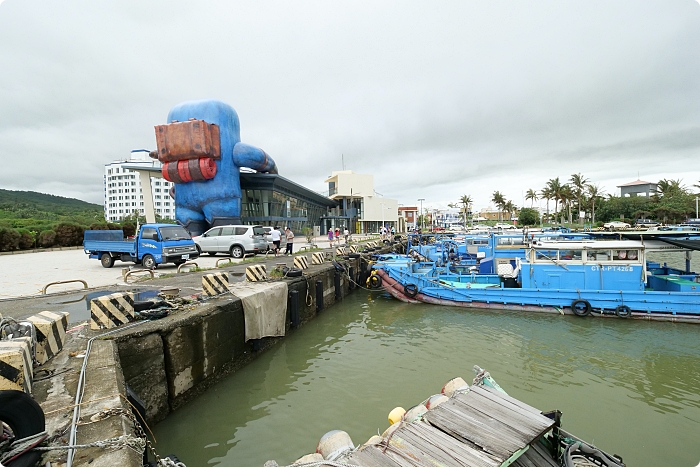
[636,219,660,228]
[192,225,268,258]
[493,223,517,230]
[603,221,631,230]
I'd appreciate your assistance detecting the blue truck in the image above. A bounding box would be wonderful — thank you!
[83,223,199,269]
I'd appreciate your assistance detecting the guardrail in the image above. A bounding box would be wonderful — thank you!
[216,258,234,268]
[124,269,155,283]
[42,279,88,295]
[177,261,199,273]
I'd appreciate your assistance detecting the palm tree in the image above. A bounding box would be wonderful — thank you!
[504,200,517,222]
[540,186,553,223]
[569,173,589,225]
[655,178,687,198]
[586,184,605,225]
[559,185,574,224]
[545,178,563,222]
[460,194,472,226]
[525,189,538,208]
[491,191,506,221]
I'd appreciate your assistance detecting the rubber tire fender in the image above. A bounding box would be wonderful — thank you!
[404,284,418,298]
[571,299,592,317]
[615,305,632,318]
[286,268,303,277]
[368,274,383,289]
[0,390,45,467]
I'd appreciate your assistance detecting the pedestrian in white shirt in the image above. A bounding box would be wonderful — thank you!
[270,226,282,256]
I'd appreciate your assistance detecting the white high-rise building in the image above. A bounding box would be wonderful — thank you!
[103,149,176,222]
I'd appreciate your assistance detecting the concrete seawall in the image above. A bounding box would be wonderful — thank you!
[109,258,362,425]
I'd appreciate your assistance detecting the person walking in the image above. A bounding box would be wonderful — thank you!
[327,228,334,246]
[270,226,281,256]
[284,227,294,255]
[334,228,340,246]
[343,227,349,244]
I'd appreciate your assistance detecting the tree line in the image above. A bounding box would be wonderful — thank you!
[448,174,699,227]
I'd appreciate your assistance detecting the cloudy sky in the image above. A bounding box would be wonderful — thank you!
[1,0,699,212]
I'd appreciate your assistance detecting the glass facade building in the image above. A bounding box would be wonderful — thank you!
[239,173,337,232]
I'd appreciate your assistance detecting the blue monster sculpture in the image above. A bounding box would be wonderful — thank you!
[163,99,277,236]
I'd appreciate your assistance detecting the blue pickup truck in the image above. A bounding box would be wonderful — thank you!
[83,223,199,269]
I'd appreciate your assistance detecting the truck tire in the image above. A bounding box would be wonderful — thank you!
[100,253,114,268]
[230,245,244,259]
[142,254,157,270]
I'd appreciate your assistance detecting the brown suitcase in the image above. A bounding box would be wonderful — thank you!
[154,119,221,162]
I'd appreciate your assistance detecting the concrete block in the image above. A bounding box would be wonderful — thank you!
[293,255,309,270]
[202,272,229,296]
[90,292,135,330]
[245,264,267,282]
[311,252,325,264]
[0,337,33,393]
[26,310,69,364]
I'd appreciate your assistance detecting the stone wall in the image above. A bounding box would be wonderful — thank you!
[113,259,361,424]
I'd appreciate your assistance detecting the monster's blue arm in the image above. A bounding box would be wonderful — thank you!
[232,142,278,174]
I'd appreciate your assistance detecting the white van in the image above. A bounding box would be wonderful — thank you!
[192,225,268,258]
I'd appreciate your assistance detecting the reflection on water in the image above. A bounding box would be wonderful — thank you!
[152,292,700,467]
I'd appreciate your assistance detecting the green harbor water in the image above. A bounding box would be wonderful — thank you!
[152,252,700,467]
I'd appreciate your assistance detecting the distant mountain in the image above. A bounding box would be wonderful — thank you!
[0,189,103,230]
[0,189,102,212]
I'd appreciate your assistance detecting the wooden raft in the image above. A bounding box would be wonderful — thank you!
[342,384,557,467]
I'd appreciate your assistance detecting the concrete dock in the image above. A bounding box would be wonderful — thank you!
[0,236,398,467]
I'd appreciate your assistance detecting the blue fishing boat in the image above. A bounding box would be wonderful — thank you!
[371,238,700,323]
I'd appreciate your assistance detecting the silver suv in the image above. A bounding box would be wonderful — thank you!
[193,225,268,258]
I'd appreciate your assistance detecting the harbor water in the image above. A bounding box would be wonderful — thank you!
[152,251,700,467]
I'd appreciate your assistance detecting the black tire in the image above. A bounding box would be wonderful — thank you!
[404,284,418,298]
[142,254,157,270]
[230,245,244,259]
[100,253,114,268]
[174,259,186,266]
[369,274,383,289]
[348,253,361,259]
[0,390,45,467]
[286,268,303,277]
[571,299,591,317]
[207,251,217,256]
[195,244,202,255]
[615,305,632,318]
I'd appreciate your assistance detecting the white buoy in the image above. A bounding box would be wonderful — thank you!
[316,430,354,461]
[293,453,324,464]
[424,394,449,409]
[441,377,469,397]
[404,404,428,422]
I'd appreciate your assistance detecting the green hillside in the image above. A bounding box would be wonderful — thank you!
[0,188,103,231]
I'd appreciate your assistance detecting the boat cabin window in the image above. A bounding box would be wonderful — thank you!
[559,250,583,261]
[613,250,639,261]
[586,249,611,262]
[496,237,524,246]
[534,250,558,261]
[469,239,488,245]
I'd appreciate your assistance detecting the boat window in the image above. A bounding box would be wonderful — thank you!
[496,237,524,246]
[586,250,611,262]
[559,250,583,261]
[613,250,634,261]
[535,250,557,262]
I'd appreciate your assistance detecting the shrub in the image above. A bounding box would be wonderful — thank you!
[122,222,136,238]
[0,228,20,251]
[17,229,35,249]
[54,223,84,247]
[518,208,540,226]
[39,230,56,247]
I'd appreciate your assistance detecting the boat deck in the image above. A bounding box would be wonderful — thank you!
[342,384,557,467]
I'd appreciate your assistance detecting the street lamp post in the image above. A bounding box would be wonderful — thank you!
[418,198,424,230]
[696,196,699,219]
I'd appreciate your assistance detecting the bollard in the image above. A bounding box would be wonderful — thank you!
[315,280,324,312]
[334,272,342,299]
[290,290,300,328]
[348,267,355,290]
